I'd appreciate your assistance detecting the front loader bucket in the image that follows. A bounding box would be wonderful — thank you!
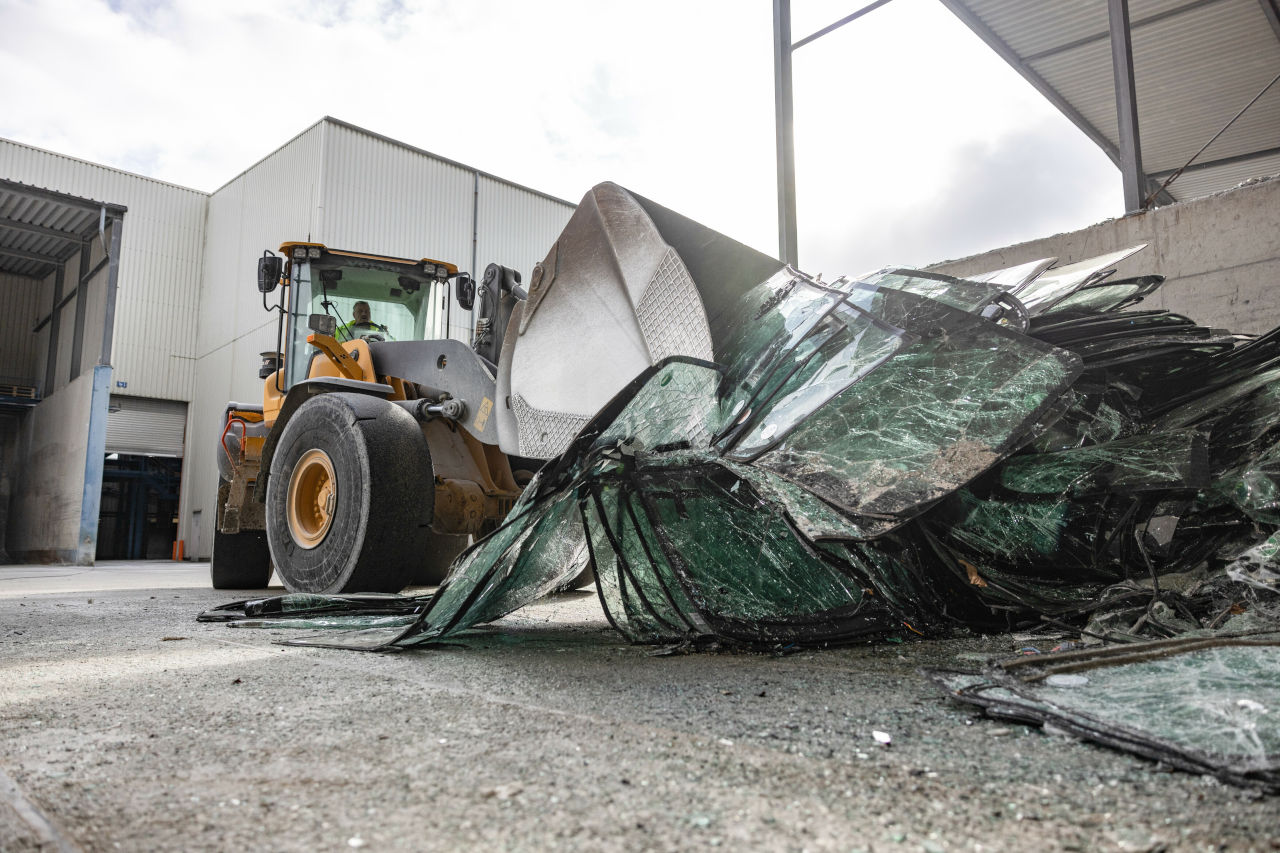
[494,181,782,460]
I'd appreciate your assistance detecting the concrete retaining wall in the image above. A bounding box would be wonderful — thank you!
[6,369,103,563]
[928,177,1280,334]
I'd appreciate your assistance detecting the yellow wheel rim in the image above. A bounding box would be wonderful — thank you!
[287,449,337,549]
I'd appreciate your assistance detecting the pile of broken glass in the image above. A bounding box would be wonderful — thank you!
[205,183,1280,653]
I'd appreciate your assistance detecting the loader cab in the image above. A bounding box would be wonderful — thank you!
[267,243,458,391]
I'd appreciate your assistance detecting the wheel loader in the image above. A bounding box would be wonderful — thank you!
[210,182,781,594]
[211,241,533,592]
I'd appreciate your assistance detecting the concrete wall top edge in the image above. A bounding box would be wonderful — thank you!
[926,174,1280,336]
[928,174,1280,272]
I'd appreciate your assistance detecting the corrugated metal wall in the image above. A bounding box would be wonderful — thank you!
[0,138,208,403]
[319,123,474,341]
[320,123,475,261]
[321,122,575,341]
[181,122,326,560]
[476,174,576,282]
[0,271,45,389]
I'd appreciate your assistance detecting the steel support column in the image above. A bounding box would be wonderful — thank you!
[77,365,112,564]
[1108,0,1147,212]
[99,215,123,366]
[69,239,90,380]
[43,265,64,395]
[773,0,799,267]
[1258,0,1280,39]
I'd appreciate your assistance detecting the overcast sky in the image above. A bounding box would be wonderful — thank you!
[0,0,1124,277]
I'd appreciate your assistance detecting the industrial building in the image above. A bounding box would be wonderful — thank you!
[0,117,574,564]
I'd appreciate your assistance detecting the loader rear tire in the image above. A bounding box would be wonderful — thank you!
[210,480,272,589]
[412,533,470,586]
[210,528,273,589]
[265,393,434,594]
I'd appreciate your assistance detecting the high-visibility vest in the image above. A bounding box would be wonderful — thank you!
[337,321,393,341]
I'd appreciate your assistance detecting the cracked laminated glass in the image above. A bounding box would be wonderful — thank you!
[863,269,1010,315]
[932,638,1280,791]
[1012,245,1147,316]
[965,257,1057,290]
[748,283,1080,532]
[327,266,1082,648]
[1040,275,1165,316]
[585,463,882,645]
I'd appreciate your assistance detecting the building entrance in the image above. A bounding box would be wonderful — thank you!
[96,454,182,560]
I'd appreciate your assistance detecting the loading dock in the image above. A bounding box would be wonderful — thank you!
[0,179,125,564]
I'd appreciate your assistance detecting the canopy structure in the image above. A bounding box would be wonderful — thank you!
[773,0,1280,261]
[939,0,1280,210]
[0,178,126,280]
[0,177,127,401]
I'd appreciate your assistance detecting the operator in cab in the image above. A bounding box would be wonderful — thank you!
[337,301,394,341]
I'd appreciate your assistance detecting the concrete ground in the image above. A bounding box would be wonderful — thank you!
[1,561,1277,853]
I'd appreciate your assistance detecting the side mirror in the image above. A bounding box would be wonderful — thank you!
[258,253,283,293]
[308,314,338,337]
[455,274,475,311]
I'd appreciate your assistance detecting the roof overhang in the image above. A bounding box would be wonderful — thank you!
[938,0,1280,207]
[0,178,127,279]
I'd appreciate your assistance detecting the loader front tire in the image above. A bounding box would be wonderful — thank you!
[265,393,434,594]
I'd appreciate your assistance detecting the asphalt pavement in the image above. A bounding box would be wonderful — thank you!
[1,560,1277,852]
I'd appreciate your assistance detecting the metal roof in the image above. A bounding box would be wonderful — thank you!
[0,178,127,279]
[938,0,1280,205]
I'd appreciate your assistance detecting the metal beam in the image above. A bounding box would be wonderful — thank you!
[32,254,113,331]
[77,365,113,565]
[1258,0,1280,40]
[939,0,1173,209]
[43,265,64,395]
[1148,144,1280,177]
[0,246,61,265]
[1023,0,1227,63]
[1109,0,1147,212]
[99,216,124,366]
[0,215,84,244]
[773,0,799,267]
[936,0,1124,170]
[70,241,90,380]
[793,0,895,50]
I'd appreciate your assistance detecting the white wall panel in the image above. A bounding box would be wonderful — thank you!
[319,123,475,264]
[0,138,208,403]
[181,122,325,555]
[321,123,474,343]
[475,175,575,282]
